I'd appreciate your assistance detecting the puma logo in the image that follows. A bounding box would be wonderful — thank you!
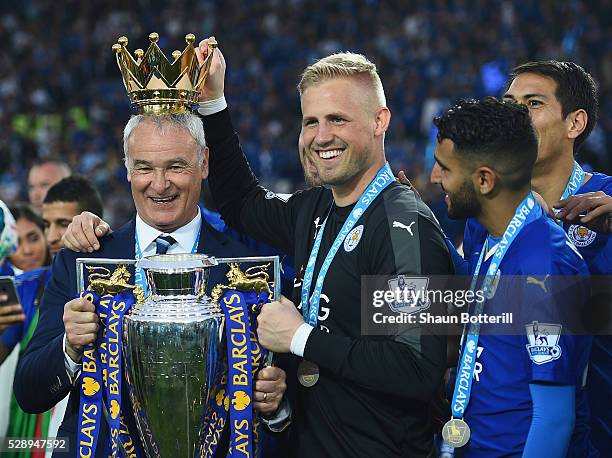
[526,275,550,293]
[393,220,415,236]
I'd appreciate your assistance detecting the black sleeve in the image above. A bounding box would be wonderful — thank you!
[303,203,452,401]
[14,251,75,413]
[202,108,303,255]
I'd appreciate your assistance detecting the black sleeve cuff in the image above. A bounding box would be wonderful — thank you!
[199,108,235,145]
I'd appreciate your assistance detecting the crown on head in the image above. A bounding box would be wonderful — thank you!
[112,32,216,114]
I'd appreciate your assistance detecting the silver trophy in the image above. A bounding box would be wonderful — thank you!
[76,254,280,458]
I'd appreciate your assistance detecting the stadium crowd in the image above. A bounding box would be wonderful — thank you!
[0,0,610,237]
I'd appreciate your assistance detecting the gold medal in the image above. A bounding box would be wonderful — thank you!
[297,360,319,387]
[442,418,470,448]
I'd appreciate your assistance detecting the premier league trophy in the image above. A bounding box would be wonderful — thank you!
[77,254,279,457]
[123,254,223,457]
[71,32,280,457]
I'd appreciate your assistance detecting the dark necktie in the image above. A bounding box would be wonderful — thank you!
[155,235,177,254]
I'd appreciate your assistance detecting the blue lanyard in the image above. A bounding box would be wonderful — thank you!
[559,161,585,202]
[450,192,542,419]
[553,161,585,224]
[134,219,202,295]
[301,163,394,326]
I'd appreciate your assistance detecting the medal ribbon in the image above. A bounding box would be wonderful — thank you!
[301,163,394,326]
[553,160,585,224]
[450,193,543,419]
[559,161,585,203]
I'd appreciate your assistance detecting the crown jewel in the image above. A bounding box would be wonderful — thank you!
[112,33,216,114]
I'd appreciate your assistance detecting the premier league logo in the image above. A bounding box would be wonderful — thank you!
[525,321,563,365]
[387,275,431,314]
[568,224,596,247]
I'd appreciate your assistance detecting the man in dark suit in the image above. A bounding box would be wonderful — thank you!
[14,113,288,456]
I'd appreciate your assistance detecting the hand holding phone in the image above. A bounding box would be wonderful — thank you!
[0,276,25,333]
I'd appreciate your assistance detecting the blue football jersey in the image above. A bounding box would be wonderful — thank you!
[0,267,51,351]
[568,172,612,454]
[462,212,592,457]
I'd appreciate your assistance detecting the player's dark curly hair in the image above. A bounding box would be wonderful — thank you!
[44,175,104,217]
[509,61,598,154]
[434,97,537,190]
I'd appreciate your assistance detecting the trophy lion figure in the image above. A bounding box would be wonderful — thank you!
[211,262,272,303]
[86,265,145,302]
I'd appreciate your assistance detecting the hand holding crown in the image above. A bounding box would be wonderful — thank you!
[112,32,219,114]
[195,36,226,103]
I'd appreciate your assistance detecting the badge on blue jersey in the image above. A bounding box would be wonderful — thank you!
[525,321,563,365]
[567,224,597,247]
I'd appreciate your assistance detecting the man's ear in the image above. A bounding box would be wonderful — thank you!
[201,146,210,179]
[473,166,497,196]
[566,109,588,141]
[374,107,391,136]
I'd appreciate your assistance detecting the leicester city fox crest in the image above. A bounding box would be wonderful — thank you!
[567,224,596,247]
[344,225,364,252]
[525,321,562,365]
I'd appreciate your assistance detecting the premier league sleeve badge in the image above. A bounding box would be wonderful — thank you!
[525,321,563,365]
[386,275,431,314]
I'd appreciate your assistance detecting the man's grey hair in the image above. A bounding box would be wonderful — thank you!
[123,113,206,170]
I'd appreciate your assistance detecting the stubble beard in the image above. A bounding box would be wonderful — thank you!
[447,180,481,220]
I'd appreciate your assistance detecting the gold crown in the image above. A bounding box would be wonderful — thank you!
[112,32,216,114]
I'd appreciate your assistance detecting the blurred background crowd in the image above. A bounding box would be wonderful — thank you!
[0,0,610,241]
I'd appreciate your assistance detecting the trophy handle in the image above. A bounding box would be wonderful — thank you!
[213,256,281,366]
[76,258,137,295]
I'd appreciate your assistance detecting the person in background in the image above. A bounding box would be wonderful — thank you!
[1,177,103,457]
[27,159,71,213]
[501,60,611,455]
[0,200,19,440]
[7,204,50,275]
[42,176,103,258]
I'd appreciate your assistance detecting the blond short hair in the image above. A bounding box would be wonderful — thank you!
[298,52,386,108]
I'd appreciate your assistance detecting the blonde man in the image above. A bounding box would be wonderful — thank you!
[196,44,453,457]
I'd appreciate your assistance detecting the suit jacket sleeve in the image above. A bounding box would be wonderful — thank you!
[14,250,75,413]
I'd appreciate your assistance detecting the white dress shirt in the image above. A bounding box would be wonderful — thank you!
[135,208,202,257]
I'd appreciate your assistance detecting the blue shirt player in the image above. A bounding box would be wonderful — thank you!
[431,98,592,457]
[504,60,611,455]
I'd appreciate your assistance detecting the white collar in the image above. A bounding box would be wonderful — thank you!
[135,208,202,253]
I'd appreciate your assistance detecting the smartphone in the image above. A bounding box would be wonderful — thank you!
[0,276,20,305]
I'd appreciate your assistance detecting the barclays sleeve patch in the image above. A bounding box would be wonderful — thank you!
[525,321,562,365]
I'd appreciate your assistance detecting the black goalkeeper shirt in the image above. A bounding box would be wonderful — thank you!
[203,109,454,457]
